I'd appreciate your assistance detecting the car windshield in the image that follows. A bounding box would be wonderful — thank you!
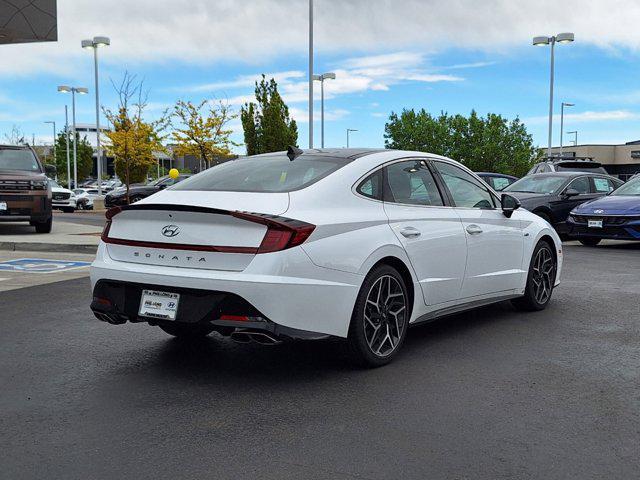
[0,148,40,172]
[173,154,349,192]
[611,178,640,196]
[504,176,567,194]
[50,180,61,188]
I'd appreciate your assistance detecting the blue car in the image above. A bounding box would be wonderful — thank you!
[567,176,640,246]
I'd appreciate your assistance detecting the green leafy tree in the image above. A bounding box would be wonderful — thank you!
[53,131,94,187]
[103,73,168,202]
[171,99,238,167]
[241,75,298,155]
[384,109,540,177]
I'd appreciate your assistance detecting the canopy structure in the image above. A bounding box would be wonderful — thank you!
[0,0,57,45]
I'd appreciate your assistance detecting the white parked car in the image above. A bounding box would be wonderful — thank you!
[90,149,562,367]
[50,180,77,213]
[73,188,104,210]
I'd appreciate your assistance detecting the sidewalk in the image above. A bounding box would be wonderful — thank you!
[0,220,101,254]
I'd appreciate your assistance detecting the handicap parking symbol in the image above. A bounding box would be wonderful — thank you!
[0,258,91,273]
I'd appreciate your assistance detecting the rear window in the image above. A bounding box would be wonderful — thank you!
[556,163,607,174]
[173,155,349,192]
[0,148,41,172]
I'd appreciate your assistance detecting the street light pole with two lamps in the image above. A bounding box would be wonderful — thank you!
[312,72,336,148]
[82,36,110,196]
[567,130,578,146]
[57,86,88,188]
[532,32,575,158]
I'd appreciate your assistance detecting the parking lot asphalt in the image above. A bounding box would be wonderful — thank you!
[1,243,639,480]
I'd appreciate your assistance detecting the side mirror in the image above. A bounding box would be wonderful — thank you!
[501,193,521,218]
[45,164,57,176]
[563,188,580,198]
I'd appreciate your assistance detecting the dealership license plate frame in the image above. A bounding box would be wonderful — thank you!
[588,219,603,229]
[138,290,180,320]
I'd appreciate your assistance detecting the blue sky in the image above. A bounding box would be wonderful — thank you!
[1,0,639,154]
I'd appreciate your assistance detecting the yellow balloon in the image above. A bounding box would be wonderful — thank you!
[168,168,179,179]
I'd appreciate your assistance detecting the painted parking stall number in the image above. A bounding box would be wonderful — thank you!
[0,258,91,273]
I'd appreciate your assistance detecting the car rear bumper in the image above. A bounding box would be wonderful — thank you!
[90,243,362,338]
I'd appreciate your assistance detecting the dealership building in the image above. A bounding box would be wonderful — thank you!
[548,140,640,180]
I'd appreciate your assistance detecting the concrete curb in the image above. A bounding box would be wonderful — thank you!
[0,242,98,254]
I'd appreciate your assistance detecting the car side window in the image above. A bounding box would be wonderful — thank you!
[385,160,443,206]
[356,170,383,200]
[593,177,614,193]
[433,161,495,209]
[567,177,590,194]
[492,177,512,191]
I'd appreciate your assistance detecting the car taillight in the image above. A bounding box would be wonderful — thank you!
[101,206,123,241]
[232,211,315,254]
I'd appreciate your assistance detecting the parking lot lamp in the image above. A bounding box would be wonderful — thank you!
[567,130,578,146]
[58,86,88,188]
[82,36,110,195]
[64,106,71,188]
[560,102,574,156]
[533,32,575,158]
[312,72,336,148]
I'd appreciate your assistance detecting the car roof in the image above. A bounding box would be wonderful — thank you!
[526,171,611,178]
[254,148,387,161]
[0,144,31,149]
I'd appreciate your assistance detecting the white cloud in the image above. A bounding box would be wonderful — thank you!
[189,51,462,110]
[525,110,640,124]
[2,0,640,76]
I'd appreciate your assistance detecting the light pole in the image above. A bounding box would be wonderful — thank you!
[567,130,578,146]
[58,86,89,188]
[559,102,574,157]
[64,106,71,188]
[346,128,358,148]
[533,32,575,158]
[308,0,314,148]
[312,72,336,148]
[82,36,110,195]
[44,120,56,165]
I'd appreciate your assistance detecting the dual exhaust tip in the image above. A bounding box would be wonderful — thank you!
[230,330,282,345]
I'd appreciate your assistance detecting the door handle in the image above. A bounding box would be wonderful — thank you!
[400,227,421,238]
[466,224,483,235]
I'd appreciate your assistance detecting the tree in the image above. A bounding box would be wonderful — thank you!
[103,73,168,203]
[384,109,539,177]
[3,125,26,145]
[241,75,298,155]
[171,99,237,168]
[53,131,94,187]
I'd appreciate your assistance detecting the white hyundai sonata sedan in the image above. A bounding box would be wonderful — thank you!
[90,148,562,366]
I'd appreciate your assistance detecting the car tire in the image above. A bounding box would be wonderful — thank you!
[158,322,215,339]
[34,216,52,233]
[579,237,601,247]
[130,195,143,204]
[63,207,75,213]
[347,264,410,368]
[512,240,557,312]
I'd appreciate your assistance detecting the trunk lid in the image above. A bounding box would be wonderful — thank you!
[104,191,289,271]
